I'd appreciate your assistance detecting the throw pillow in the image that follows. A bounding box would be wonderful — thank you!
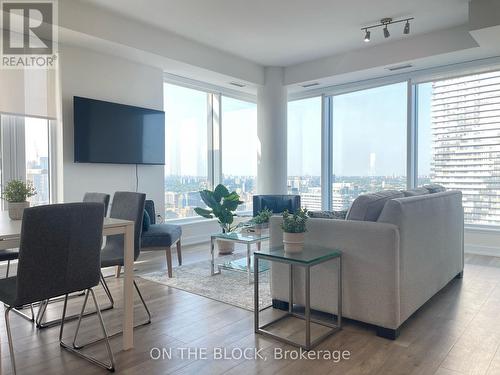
[309,210,348,219]
[423,184,446,194]
[346,190,404,222]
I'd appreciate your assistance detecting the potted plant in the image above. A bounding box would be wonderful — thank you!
[2,179,37,220]
[194,184,243,254]
[281,208,308,253]
[251,208,273,235]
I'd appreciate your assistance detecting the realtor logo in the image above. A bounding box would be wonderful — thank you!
[1,0,57,68]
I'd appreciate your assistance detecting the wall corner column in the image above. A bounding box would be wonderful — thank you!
[257,66,287,194]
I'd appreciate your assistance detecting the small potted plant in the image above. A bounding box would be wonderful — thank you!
[281,208,308,253]
[2,179,37,220]
[195,184,243,254]
[251,208,273,235]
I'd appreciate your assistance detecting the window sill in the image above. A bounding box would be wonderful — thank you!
[165,217,215,226]
[465,225,500,234]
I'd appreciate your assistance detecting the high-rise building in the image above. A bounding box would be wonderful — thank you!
[430,72,500,225]
[300,188,322,211]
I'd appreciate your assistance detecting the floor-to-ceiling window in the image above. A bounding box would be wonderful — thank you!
[330,82,407,210]
[417,71,500,226]
[221,96,257,212]
[287,97,322,210]
[164,83,208,219]
[0,114,52,206]
[164,82,257,219]
[25,117,50,205]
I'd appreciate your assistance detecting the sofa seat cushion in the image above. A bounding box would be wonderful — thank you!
[141,224,182,248]
[402,188,429,197]
[346,190,404,222]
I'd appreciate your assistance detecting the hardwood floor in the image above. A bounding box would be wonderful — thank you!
[1,247,500,375]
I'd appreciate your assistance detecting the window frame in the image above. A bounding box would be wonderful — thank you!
[163,78,257,221]
[292,60,500,228]
[0,114,55,207]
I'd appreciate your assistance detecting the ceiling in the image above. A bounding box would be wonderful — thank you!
[82,0,470,67]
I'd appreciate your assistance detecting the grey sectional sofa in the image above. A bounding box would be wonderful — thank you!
[269,188,464,339]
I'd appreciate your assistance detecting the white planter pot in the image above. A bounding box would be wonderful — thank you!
[283,232,305,253]
[8,201,29,220]
[253,222,269,236]
[217,239,235,255]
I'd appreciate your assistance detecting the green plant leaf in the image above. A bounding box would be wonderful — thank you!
[222,199,240,211]
[199,190,218,208]
[194,184,242,226]
[219,210,234,225]
[1,179,37,203]
[213,184,230,201]
[194,207,213,218]
[225,192,240,201]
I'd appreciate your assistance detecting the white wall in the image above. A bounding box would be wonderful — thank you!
[59,45,165,211]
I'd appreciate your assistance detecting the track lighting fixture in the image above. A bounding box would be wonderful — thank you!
[361,17,413,42]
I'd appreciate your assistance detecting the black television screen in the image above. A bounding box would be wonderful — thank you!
[74,96,165,165]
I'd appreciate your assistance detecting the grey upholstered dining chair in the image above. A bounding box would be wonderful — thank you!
[141,199,182,278]
[76,191,151,348]
[35,192,111,328]
[83,192,111,217]
[0,203,115,374]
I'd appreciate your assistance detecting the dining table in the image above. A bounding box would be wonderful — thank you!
[0,210,136,366]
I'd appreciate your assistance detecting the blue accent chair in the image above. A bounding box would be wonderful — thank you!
[253,195,301,216]
[141,200,182,278]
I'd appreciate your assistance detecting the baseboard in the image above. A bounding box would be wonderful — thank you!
[181,234,213,246]
[465,244,500,257]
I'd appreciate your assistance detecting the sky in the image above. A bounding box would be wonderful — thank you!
[164,81,433,178]
[331,82,407,176]
[25,117,49,162]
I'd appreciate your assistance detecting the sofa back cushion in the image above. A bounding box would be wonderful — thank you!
[346,190,404,222]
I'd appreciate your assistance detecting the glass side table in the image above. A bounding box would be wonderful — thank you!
[210,232,270,283]
[254,245,342,350]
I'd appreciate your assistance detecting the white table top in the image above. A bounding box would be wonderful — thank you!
[0,210,133,240]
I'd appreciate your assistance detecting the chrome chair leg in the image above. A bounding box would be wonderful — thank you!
[134,279,152,324]
[36,273,114,329]
[10,302,35,322]
[6,259,10,277]
[5,306,17,375]
[73,279,151,349]
[100,272,115,307]
[60,290,116,372]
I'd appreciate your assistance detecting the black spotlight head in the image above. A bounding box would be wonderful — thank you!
[404,20,410,34]
[383,25,390,38]
[364,29,371,42]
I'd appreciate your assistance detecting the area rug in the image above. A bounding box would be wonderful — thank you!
[139,254,271,311]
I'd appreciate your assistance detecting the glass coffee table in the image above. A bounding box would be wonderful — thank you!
[254,245,342,350]
[210,232,270,283]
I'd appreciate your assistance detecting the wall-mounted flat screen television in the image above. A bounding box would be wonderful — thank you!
[74,96,165,165]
